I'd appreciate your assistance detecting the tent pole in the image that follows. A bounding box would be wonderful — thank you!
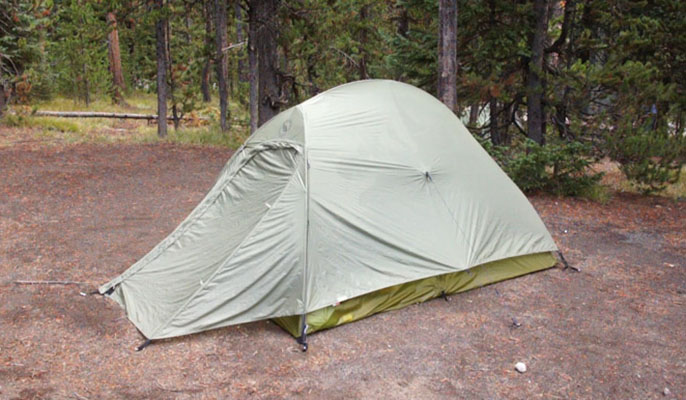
[299,127,311,352]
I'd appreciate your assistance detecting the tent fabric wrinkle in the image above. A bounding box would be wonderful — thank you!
[100,79,558,341]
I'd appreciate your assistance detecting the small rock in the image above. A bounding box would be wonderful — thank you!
[515,362,527,373]
[663,387,671,396]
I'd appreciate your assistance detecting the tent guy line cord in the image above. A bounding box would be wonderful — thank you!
[557,251,580,272]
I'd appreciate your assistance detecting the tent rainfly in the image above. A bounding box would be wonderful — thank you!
[99,80,559,351]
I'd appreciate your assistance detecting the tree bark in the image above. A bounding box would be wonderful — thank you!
[254,0,281,127]
[468,103,480,127]
[155,0,168,138]
[438,0,458,114]
[215,0,229,132]
[489,97,505,145]
[82,62,90,106]
[551,0,577,139]
[247,1,259,133]
[358,4,370,80]
[165,19,180,130]
[201,0,212,102]
[395,3,409,38]
[235,2,248,82]
[106,12,126,104]
[0,54,5,118]
[0,84,6,119]
[526,0,548,145]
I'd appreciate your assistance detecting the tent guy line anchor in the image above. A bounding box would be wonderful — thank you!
[557,251,580,272]
[440,290,449,302]
[136,339,152,352]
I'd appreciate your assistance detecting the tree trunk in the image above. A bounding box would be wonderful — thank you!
[395,3,409,38]
[551,0,577,139]
[489,97,505,145]
[82,62,90,106]
[468,103,480,127]
[248,1,259,133]
[0,84,6,119]
[165,18,181,130]
[215,0,229,132]
[201,0,212,102]
[155,0,168,138]
[438,0,458,114]
[254,0,281,127]
[358,4,370,80]
[106,12,126,104]
[526,0,548,145]
[235,2,248,82]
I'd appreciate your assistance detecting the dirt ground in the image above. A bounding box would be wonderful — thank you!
[1,142,684,399]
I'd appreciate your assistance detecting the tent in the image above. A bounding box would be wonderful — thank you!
[99,80,558,350]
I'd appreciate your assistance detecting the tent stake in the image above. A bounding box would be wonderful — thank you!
[557,251,580,272]
[440,290,449,302]
[135,339,152,352]
[296,334,308,352]
[297,316,308,352]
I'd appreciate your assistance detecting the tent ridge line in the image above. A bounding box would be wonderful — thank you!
[148,150,305,339]
[100,150,252,291]
[100,142,297,292]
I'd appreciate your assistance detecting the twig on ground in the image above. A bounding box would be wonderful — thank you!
[13,280,85,286]
[73,392,89,400]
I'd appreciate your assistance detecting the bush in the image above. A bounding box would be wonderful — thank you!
[605,126,686,194]
[482,138,603,196]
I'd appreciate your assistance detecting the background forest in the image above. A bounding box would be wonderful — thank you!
[1,0,685,196]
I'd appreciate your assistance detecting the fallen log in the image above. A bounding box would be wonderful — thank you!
[34,110,206,121]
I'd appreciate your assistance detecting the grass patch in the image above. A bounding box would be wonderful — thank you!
[35,92,157,114]
[598,159,686,201]
[136,123,249,149]
[579,183,612,204]
[663,166,686,200]
[3,113,81,133]
[3,90,252,149]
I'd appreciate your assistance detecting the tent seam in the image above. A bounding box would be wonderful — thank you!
[297,105,311,332]
[149,152,306,339]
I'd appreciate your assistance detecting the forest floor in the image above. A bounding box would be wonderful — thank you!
[1,137,685,399]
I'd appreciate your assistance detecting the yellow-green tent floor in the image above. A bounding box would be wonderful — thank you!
[273,251,557,337]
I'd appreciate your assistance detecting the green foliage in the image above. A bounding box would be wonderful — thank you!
[0,0,51,103]
[483,138,603,196]
[3,113,81,133]
[49,1,110,103]
[605,126,686,194]
[3,0,686,198]
[155,124,249,149]
[384,0,437,91]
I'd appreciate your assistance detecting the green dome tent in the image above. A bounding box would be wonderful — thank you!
[99,80,558,350]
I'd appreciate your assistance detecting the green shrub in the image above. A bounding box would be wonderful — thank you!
[605,126,686,194]
[482,138,603,196]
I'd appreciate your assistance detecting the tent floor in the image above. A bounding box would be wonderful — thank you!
[273,251,558,338]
